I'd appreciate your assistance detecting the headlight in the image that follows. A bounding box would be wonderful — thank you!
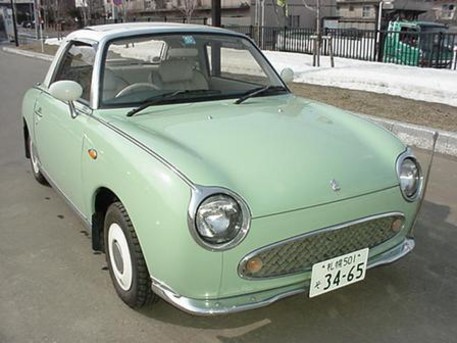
[188,188,251,251]
[196,194,243,244]
[397,151,423,201]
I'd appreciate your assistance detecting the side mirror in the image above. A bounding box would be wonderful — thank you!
[280,68,294,84]
[49,80,83,119]
[49,80,83,102]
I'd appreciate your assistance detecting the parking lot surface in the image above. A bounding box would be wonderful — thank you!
[1,50,456,343]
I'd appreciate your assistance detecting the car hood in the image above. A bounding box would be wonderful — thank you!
[99,95,405,218]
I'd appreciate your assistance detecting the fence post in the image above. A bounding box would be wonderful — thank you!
[436,32,444,69]
[377,30,385,62]
[312,35,317,67]
[283,26,287,51]
[328,35,334,68]
[261,25,264,49]
[273,28,277,50]
[453,34,457,70]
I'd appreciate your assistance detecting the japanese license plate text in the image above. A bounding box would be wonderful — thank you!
[309,248,369,298]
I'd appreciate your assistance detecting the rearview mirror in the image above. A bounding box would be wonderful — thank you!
[49,80,83,102]
[280,68,294,84]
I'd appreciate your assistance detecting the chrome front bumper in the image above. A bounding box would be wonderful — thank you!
[151,238,415,316]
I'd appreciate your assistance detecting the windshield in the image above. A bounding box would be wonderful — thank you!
[420,25,447,34]
[100,33,286,108]
[417,24,453,51]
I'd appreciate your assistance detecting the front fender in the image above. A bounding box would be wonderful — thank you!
[81,117,223,299]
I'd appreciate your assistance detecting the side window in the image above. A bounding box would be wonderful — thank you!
[399,27,418,47]
[399,27,409,44]
[53,42,96,102]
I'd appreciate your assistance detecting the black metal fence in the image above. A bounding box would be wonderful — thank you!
[228,25,457,70]
[81,19,457,70]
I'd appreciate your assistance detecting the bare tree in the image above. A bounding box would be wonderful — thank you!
[174,0,198,23]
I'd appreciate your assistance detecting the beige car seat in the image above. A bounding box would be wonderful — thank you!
[151,48,208,91]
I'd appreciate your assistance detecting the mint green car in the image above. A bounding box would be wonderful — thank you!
[22,23,424,315]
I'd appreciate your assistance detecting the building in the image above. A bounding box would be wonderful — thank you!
[428,0,456,24]
[250,0,338,29]
[336,0,432,30]
[0,0,35,26]
[111,0,251,25]
[76,0,106,23]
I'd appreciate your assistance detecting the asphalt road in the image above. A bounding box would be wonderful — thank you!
[1,50,456,343]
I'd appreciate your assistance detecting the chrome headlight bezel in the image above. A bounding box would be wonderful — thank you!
[396,148,423,202]
[188,186,251,251]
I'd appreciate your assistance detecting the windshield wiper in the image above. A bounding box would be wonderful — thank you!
[126,89,213,117]
[234,85,288,105]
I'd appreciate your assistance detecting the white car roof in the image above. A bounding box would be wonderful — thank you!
[66,22,241,43]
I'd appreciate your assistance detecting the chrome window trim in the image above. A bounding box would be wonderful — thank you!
[238,211,405,280]
[187,185,251,251]
[395,147,424,202]
[91,37,108,109]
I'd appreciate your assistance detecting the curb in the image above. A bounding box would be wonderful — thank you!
[358,114,457,157]
[3,45,457,157]
[2,46,54,62]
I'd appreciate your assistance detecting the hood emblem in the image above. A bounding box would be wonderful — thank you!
[330,179,341,192]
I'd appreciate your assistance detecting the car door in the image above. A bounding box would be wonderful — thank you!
[34,41,96,217]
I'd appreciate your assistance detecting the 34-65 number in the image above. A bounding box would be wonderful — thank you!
[323,262,365,290]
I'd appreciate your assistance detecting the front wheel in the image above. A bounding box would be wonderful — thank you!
[28,135,47,185]
[104,202,157,308]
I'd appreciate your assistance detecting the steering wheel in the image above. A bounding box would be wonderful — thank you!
[115,83,159,98]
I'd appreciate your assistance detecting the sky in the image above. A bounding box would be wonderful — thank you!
[264,51,457,107]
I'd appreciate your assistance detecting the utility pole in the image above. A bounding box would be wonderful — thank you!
[10,0,19,46]
[211,0,221,27]
[210,0,221,79]
[315,0,321,66]
[34,0,38,39]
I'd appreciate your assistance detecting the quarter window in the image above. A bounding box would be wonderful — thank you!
[53,42,96,102]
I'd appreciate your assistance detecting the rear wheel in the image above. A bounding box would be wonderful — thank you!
[28,135,47,185]
[104,202,157,308]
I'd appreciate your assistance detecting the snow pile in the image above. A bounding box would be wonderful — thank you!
[264,51,457,107]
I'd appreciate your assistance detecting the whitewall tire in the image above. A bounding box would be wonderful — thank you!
[104,202,156,308]
[28,135,47,185]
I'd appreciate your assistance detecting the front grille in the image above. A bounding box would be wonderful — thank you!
[239,213,404,279]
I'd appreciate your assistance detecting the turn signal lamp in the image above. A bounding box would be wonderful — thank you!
[246,257,264,274]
